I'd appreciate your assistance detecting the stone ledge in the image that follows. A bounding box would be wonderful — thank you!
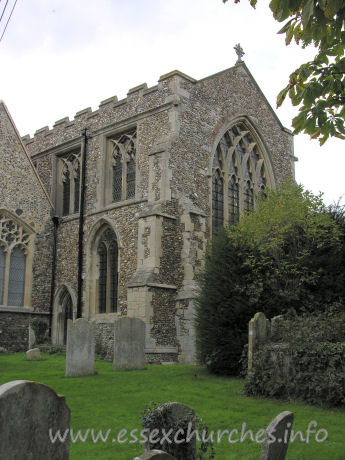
[0,306,34,314]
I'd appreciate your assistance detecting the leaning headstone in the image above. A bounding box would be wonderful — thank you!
[134,450,176,460]
[65,318,95,377]
[260,411,294,460]
[0,380,70,459]
[142,402,196,460]
[248,312,270,370]
[113,317,146,370]
[26,347,41,360]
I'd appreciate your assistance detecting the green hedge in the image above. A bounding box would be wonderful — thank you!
[244,342,345,407]
[244,308,345,407]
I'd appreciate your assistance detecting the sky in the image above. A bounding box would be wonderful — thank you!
[0,0,343,205]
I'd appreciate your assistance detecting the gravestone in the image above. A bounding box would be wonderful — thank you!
[134,450,176,460]
[26,347,41,360]
[0,380,70,459]
[65,318,95,377]
[248,312,270,370]
[260,411,294,460]
[142,402,196,460]
[113,317,146,370]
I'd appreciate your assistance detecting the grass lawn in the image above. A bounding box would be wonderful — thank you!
[1,353,345,459]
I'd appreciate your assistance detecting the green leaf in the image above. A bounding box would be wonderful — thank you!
[278,18,294,34]
[302,0,315,26]
[277,86,289,107]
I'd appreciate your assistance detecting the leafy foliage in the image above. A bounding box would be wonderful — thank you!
[244,306,345,407]
[142,401,215,459]
[230,182,345,314]
[223,0,345,144]
[195,182,345,375]
[195,229,264,375]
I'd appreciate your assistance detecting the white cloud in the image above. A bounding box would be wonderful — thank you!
[0,0,343,204]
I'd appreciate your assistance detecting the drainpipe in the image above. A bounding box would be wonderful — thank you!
[77,128,88,318]
[49,214,60,337]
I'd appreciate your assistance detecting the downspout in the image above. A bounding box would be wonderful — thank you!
[49,214,60,337]
[77,128,88,318]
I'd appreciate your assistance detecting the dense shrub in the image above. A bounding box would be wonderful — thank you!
[195,182,345,375]
[244,307,345,407]
[195,229,265,375]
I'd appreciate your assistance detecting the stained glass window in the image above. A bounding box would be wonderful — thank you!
[228,176,239,224]
[97,228,118,313]
[7,247,26,306]
[98,242,107,314]
[211,121,271,231]
[212,170,224,234]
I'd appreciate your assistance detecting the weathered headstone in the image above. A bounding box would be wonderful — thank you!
[113,317,146,370]
[0,380,70,459]
[26,347,41,360]
[142,402,196,460]
[65,318,95,377]
[134,450,176,460]
[248,312,270,370]
[260,411,294,460]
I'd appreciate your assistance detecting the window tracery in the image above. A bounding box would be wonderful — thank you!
[211,122,270,233]
[109,129,136,203]
[59,150,81,216]
[0,211,32,307]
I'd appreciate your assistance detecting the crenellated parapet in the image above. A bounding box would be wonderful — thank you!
[21,71,199,156]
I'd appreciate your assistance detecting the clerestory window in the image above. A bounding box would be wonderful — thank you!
[108,129,137,203]
[211,122,270,235]
[58,149,81,216]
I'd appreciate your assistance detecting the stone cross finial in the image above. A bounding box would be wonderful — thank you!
[234,43,245,64]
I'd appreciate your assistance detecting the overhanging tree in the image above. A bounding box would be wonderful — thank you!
[223,0,345,145]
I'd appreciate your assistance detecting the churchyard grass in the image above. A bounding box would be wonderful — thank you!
[1,353,345,459]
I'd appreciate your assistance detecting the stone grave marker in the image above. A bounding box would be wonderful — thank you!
[26,347,41,360]
[0,380,70,459]
[260,411,294,460]
[248,312,270,370]
[113,317,146,370]
[65,318,95,377]
[142,402,196,460]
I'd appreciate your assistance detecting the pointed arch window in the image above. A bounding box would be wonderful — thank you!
[211,121,272,231]
[97,228,118,313]
[108,129,136,203]
[59,149,81,216]
[0,211,33,308]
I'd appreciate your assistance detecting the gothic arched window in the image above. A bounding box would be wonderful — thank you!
[109,129,137,203]
[0,211,33,308]
[97,228,118,313]
[211,121,271,232]
[59,149,81,216]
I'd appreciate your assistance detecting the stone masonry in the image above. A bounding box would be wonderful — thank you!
[1,61,295,361]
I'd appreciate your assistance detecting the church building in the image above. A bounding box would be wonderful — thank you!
[0,59,295,363]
